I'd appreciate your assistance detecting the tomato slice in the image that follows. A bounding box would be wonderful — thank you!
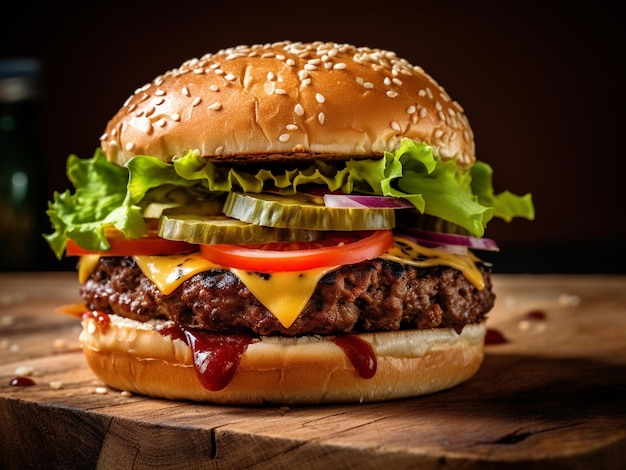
[199,230,394,272]
[66,233,195,257]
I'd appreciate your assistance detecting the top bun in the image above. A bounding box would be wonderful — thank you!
[101,41,475,168]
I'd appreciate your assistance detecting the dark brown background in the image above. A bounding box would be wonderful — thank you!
[1,1,624,273]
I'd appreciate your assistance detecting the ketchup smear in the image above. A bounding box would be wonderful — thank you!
[82,311,111,333]
[160,323,378,390]
[332,335,377,379]
[9,377,36,386]
[485,328,508,345]
[161,324,253,391]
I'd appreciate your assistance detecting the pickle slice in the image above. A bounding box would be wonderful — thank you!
[158,214,323,245]
[223,192,396,231]
[143,200,224,219]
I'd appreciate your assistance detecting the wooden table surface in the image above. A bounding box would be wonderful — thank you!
[1,272,625,469]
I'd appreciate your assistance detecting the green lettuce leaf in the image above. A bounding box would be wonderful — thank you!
[470,160,535,222]
[44,149,146,259]
[44,140,535,258]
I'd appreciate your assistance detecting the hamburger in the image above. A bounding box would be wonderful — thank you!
[45,41,534,404]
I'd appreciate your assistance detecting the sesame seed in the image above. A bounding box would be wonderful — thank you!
[275,88,287,95]
[304,63,318,71]
[14,366,34,376]
[267,72,275,80]
[318,112,325,125]
[286,58,295,66]
[333,63,346,70]
[301,78,311,86]
[435,130,444,138]
[386,90,399,98]
[49,381,63,390]
[286,124,298,130]
[295,103,305,116]
[154,97,165,105]
[214,68,224,75]
[208,102,222,111]
[210,85,219,92]
[315,93,325,103]
[356,77,364,85]
[390,121,401,132]
[392,78,403,86]
[125,142,135,151]
[155,89,165,96]
[407,105,416,114]
[182,86,190,97]
[384,77,391,86]
[171,113,181,121]
[264,82,275,95]
[298,70,309,80]
[224,73,236,81]
[363,82,374,89]
[215,146,224,154]
[279,133,290,142]
[156,118,167,127]
[192,97,202,107]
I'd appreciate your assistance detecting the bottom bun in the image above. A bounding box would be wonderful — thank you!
[80,314,486,405]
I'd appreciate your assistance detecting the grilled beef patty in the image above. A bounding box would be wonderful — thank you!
[80,257,495,336]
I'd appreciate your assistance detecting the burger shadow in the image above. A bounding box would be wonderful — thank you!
[304,353,626,425]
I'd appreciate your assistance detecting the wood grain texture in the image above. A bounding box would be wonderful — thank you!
[1,272,625,469]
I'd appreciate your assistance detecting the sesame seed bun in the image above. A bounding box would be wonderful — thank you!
[101,41,475,168]
[80,313,486,405]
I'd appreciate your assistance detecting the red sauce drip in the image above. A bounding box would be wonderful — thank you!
[333,335,377,379]
[159,323,186,342]
[82,311,111,333]
[10,376,36,386]
[525,309,547,321]
[485,328,508,345]
[160,325,253,391]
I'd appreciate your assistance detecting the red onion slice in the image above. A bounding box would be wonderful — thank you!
[323,194,414,209]
[397,229,499,252]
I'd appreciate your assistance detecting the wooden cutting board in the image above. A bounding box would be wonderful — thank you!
[1,272,625,469]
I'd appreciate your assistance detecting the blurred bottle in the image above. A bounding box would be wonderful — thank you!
[0,58,44,271]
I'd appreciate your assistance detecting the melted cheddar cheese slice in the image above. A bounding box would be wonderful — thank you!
[133,253,336,328]
[381,236,485,290]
